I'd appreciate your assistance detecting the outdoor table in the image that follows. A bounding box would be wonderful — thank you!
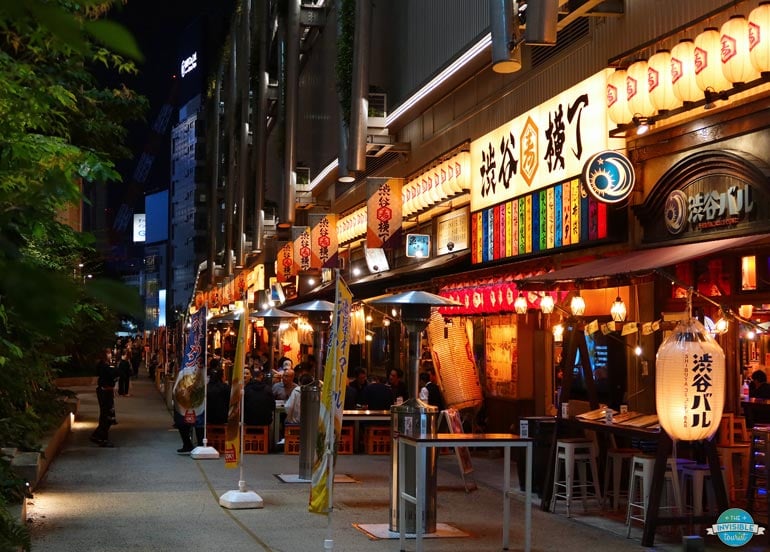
[741,397,770,428]
[397,432,532,552]
[342,409,391,453]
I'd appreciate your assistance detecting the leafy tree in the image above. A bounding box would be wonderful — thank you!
[0,2,146,547]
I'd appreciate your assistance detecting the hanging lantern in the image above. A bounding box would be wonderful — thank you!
[656,318,725,441]
[610,296,627,322]
[552,323,564,343]
[607,69,633,124]
[721,15,760,84]
[514,292,528,315]
[671,39,702,102]
[739,304,754,319]
[648,50,681,111]
[570,294,586,316]
[627,60,656,117]
[750,2,770,73]
[540,294,555,314]
[694,27,732,92]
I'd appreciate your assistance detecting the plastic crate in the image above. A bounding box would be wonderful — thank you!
[337,424,354,455]
[206,424,227,453]
[285,424,301,455]
[365,425,392,455]
[243,425,269,454]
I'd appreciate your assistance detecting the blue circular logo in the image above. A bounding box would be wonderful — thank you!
[709,508,760,547]
[581,150,635,204]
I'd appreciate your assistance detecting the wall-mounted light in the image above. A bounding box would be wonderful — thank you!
[514,292,528,315]
[703,86,729,110]
[631,113,651,135]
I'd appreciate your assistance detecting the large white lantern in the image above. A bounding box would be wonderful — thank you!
[749,2,770,73]
[671,39,702,103]
[627,60,656,117]
[648,50,681,111]
[721,15,760,84]
[607,69,632,124]
[656,318,725,441]
[694,27,732,92]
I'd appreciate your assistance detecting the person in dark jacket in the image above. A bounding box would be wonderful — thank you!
[361,375,394,410]
[243,369,275,426]
[90,348,118,447]
[750,370,770,399]
[206,368,230,425]
[419,368,446,411]
[117,349,132,396]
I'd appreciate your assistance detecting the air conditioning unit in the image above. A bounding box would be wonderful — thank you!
[368,93,387,128]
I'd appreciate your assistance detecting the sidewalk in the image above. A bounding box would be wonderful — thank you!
[26,377,759,551]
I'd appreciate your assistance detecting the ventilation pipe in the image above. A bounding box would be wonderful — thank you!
[347,0,370,172]
[336,0,353,183]
[208,63,223,288]
[524,0,558,46]
[224,31,238,276]
[279,0,300,230]
[489,0,521,73]
[251,0,268,253]
[235,0,251,268]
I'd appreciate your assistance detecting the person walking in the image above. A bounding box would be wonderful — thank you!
[90,348,118,447]
[117,349,132,396]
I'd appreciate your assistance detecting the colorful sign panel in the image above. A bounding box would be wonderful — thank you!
[470,69,623,212]
[366,177,403,249]
[471,178,609,263]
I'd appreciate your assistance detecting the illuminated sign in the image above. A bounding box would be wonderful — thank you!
[581,150,635,204]
[406,234,431,258]
[470,69,624,212]
[436,207,469,255]
[180,52,198,78]
[133,213,146,242]
[665,184,755,235]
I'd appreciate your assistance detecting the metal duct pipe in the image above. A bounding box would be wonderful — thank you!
[489,0,521,74]
[208,62,223,287]
[336,0,353,183]
[280,0,300,229]
[236,0,251,267]
[251,0,268,253]
[224,31,238,276]
[348,0,370,172]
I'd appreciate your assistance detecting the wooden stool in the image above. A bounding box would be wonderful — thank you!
[365,425,391,455]
[243,425,270,454]
[284,424,301,455]
[626,456,685,537]
[717,443,751,502]
[550,438,602,517]
[205,424,227,453]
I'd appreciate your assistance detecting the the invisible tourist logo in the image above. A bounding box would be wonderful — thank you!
[707,508,765,547]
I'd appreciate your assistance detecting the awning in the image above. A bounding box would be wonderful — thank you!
[518,233,770,291]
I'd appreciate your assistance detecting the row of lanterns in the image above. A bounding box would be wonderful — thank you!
[608,4,770,124]
[513,291,627,321]
[402,152,471,218]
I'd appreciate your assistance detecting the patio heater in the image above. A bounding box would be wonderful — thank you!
[250,307,296,374]
[285,300,334,379]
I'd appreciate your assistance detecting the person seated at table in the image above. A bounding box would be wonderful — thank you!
[345,367,369,409]
[285,373,314,423]
[388,368,409,403]
[360,374,393,410]
[750,369,770,399]
[272,368,296,401]
[419,368,445,411]
[244,369,275,426]
[206,368,230,425]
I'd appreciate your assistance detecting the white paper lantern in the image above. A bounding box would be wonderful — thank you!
[721,15,760,84]
[607,69,632,124]
[750,2,770,73]
[627,60,656,117]
[656,318,725,441]
[694,27,732,92]
[648,50,681,111]
[671,39,702,102]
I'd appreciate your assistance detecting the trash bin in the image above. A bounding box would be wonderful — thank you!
[517,416,556,496]
[298,380,321,480]
[390,398,438,534]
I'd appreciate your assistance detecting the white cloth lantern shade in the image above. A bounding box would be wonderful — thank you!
[655,318,725,441]
[627,60,656,117]
[607,69,633,124]
[648,50,681,111]
[721,15,760,84]
[694,27,732,92]
[671,39,703,102]
[749,2,770,73]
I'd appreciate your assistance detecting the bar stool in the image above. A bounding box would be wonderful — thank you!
[680,463,725,516]
[603,442,640,510]
[717,443,751,502]
[625,455,685,537]
[550,437,602,517]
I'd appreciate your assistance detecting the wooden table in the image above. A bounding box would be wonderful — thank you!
[342,409,391,452]
[741,398,770,428]
[397,432,532,552]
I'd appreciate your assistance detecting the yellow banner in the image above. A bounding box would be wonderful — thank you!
[224,312,247,468]
[309,274,353,514]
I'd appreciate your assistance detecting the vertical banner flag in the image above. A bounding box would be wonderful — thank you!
[173,307,207,425]
[309,213,338,269]
[293,226,312,274]
[276,241,294,283]
[366,177,403,249]
[309,275,353,513]
[224,311,247,468]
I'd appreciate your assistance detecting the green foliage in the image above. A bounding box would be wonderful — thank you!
[335,0,355,127]
[0,498,31,552]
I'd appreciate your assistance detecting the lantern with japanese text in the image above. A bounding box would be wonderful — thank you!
[627,60,656,117]
[721,15,760,84]
[694,27,732,92]
[607,69,632,124]
[749,2,770,73]
[648,50,681,111]
[656,318,725,441]
[671,39,702,102]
